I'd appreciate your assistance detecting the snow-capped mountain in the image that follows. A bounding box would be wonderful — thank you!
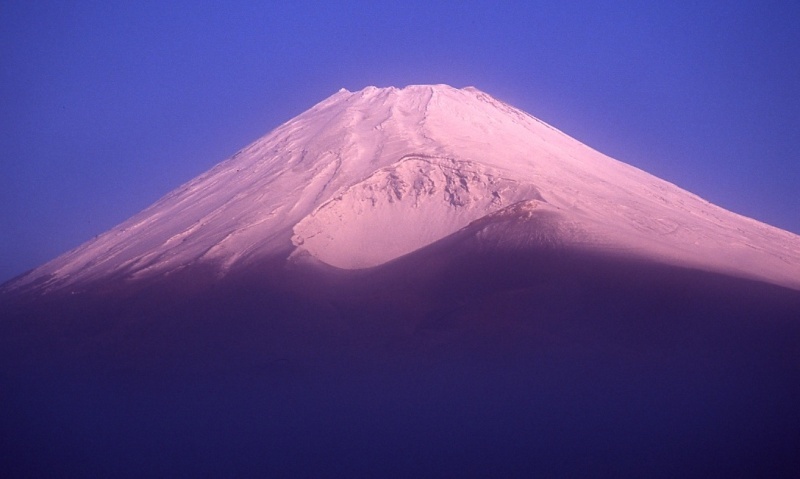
[5,84,800,295]
[3,85,800,479]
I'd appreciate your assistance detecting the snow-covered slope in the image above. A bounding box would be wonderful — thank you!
[5,84,800,293]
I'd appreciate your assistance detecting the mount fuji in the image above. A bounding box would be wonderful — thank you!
[4,84,800,293]
[2,85,800,478]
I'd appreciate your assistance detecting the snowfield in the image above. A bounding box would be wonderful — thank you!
[4,84,800,292]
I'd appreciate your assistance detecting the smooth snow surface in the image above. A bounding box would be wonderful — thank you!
[6,84,800,292]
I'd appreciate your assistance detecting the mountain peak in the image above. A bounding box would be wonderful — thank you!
[4,85,800,295]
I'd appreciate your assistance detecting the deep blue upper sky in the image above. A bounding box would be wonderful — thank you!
[2,1,799,283]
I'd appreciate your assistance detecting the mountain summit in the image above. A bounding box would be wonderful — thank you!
[3,85,800,478]
[5,84,800,295]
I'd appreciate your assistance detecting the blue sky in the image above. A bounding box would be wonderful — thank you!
[2,1,799,283]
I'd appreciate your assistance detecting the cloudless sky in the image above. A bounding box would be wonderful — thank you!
[2,1,799,283]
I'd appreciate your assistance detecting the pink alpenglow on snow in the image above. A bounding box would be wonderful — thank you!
[5,84,799,294]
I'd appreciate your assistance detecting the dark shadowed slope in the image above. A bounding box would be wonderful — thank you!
[2,212,800,478]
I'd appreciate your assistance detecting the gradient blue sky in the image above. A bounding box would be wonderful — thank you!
[2,1,799,283]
